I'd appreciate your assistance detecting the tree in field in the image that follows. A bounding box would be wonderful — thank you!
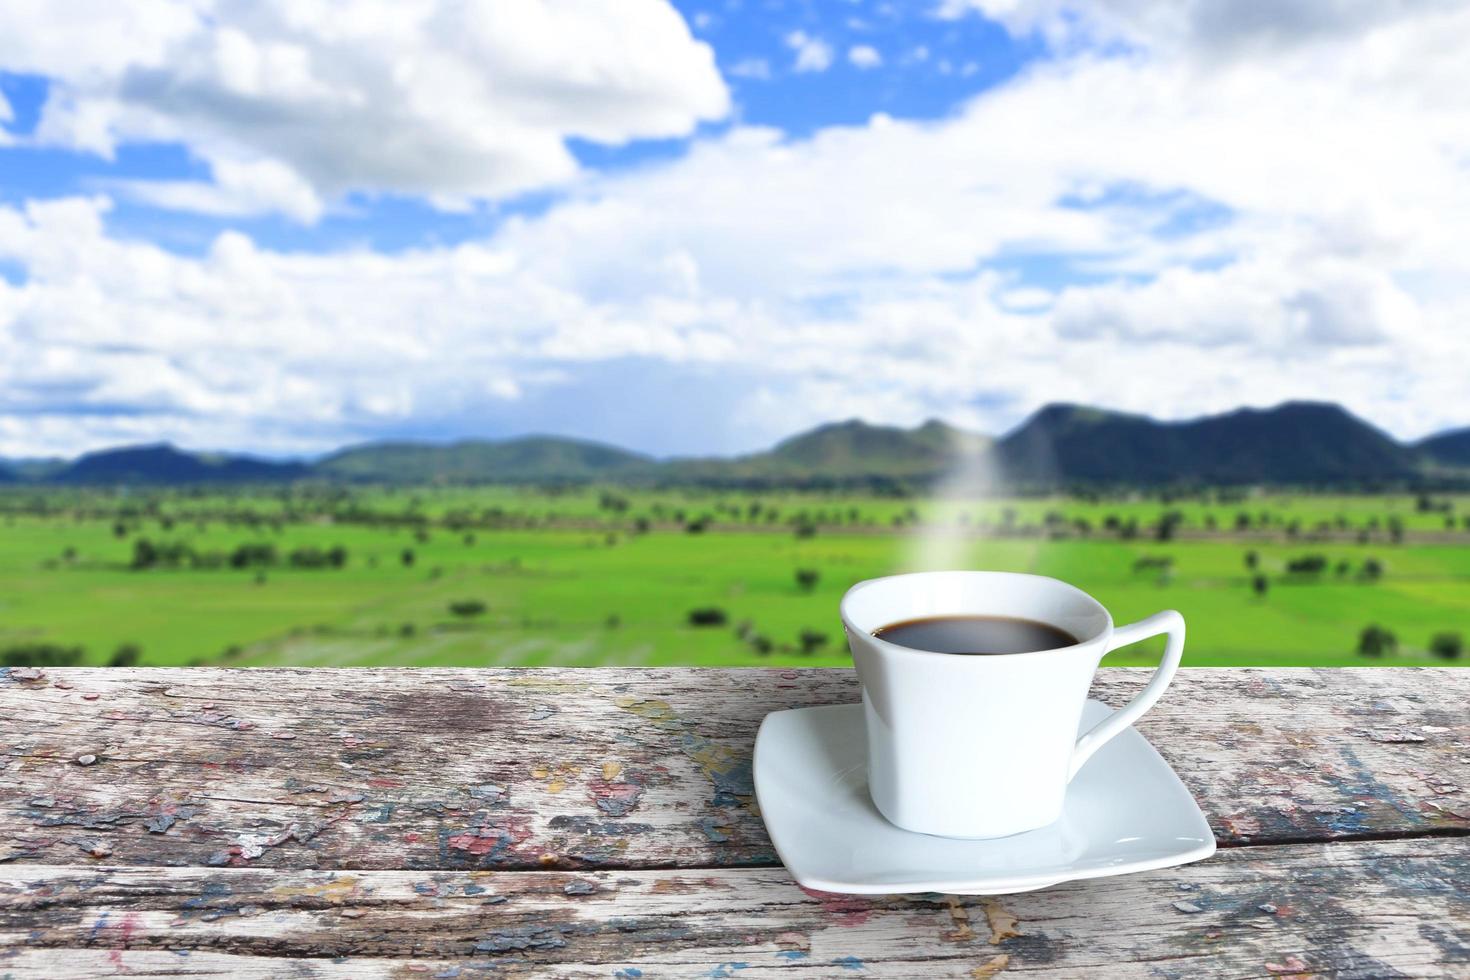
[448,599,487,618]
[1388,516,1405,544]
[108,643,142,667]
[1285,554,1328,576]
[687,607,728,627]
[2,643,84,667]
[1430,631,1463,660]
[401,548,415,567]
[1243,550,1258,571]
[131,538,158,569]
[1356,625,1396,658]
[798,629,830,655]
[1252,574,1269,598]
[794,568,820,592]
[1360,557,1383,582]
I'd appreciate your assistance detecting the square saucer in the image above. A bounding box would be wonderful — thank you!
[753,700,1215,895]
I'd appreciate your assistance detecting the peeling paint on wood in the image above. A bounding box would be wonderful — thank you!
[0,840,1464,976]
[1,667,1466,977]
[1,668,1465,872]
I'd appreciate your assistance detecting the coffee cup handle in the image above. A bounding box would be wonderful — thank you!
[1067,610,1185,781]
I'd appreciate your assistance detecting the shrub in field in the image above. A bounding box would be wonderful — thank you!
[797,629,830,655]
[794,568,820,592]
[400,548,415,567]
[1244,550,1259,570]
[108,643,142,667]
[1252,574,1269,598]
[131,538,197,569]
[1430,632,1463,660]
[229,543,277,569]
[1356,625,1396,658]
[687,607,729,627]
[3,643,84,667]
[288,546,348,569]
[794,522,817,539]
[448,599,487,618]
[1285,554,1328,576]
[1359,557,1384,581]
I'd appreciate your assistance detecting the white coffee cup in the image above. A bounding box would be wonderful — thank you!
[841,571,1184,839]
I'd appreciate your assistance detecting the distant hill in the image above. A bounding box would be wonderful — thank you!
[54,444,308,484]
[667,418,991,484]
[316,436,652,483]
[1419,427,1470,467]
[1,457,67,480]
[995,401,1419,486]
[6,401,1467,488]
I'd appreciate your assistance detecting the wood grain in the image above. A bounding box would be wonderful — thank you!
[1,839,1466,977]
[2,667,1466,872]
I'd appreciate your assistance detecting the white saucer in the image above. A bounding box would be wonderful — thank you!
[754,700,1215,895]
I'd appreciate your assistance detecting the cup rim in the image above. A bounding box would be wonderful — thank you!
[839,570,1113,660]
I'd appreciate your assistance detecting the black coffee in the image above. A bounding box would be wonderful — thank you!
[873,615,1078,655]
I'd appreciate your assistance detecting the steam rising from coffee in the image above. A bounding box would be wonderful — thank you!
[903,425,1053,571]
[905,431,999,572]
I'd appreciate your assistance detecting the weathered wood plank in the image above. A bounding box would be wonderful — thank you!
[1,667,1466,870]
[1,839,1466,977]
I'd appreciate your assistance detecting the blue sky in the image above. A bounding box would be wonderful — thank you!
[1,3,1039,258]
[0,1,1467,457]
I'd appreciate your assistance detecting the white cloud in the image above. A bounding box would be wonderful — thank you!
[939,0,1467,61]
[848,44,883,69]
[109,158,325,223]
[727,57,772,80]
[786,30,835,73]
[5,2,1470,454]
[0,0,729,221]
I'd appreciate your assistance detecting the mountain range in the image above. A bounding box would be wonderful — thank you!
[3,401,1467,489]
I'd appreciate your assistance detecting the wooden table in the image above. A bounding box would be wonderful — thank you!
[1,666,1466,978]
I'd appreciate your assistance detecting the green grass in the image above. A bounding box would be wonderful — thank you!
[0,489,1466,669]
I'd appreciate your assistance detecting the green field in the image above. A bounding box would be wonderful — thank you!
[1,487,1467,669]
